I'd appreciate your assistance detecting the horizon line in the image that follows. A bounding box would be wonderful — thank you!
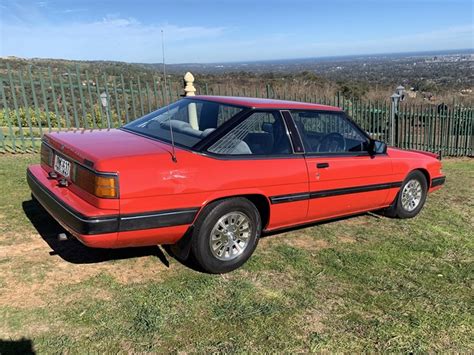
[2,48,472,66]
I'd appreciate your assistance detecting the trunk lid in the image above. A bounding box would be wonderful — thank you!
[44,129,173,171]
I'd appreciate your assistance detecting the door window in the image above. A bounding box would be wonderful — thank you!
[290,111,369,154]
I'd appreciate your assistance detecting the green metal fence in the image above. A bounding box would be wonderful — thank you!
[1,64,473,156]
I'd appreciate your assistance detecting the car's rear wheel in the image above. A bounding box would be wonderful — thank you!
[191,197,261,274]
[385,170,428,218]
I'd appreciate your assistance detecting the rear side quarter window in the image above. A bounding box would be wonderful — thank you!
[207,111,292,156]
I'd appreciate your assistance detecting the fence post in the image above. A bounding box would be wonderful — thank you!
[0,80,16,152]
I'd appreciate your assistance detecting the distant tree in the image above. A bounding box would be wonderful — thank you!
[337,81,368,100]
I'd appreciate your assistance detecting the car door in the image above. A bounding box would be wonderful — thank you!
[205,110,309,230]
[287,110,394,221]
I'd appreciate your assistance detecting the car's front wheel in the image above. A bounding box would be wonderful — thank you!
[385,170,428,218]
[191,197,261,274]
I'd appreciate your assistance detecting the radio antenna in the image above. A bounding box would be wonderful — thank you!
[162,29,177,163]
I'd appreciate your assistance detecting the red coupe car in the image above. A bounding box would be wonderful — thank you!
[27,96,445,273]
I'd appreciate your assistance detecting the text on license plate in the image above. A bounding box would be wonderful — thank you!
[54,155,71,178]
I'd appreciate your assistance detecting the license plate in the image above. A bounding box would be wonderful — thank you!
[54,155,71,178]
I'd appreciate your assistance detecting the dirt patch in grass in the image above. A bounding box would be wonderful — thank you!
[106,256,174,284]
[0,231,174,308]
[246,269,297,298]
[0,285,47,309]
[337,236,357,244]
[0,234,46,257]
[0,258,173,308]
[301,308,326,334]
[281,233,330,250]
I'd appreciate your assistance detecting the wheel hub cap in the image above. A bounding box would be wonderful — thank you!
[209,212,251,261]
[401,179,422,212]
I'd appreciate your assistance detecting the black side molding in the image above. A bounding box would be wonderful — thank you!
[431,176,446,188]
[270,192,310,204]
[309,182,402,199]
[270,181,403,205]
[119,209,199,232]
[27,169,199,235]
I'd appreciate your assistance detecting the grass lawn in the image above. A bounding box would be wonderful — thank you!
[0,154,472,353]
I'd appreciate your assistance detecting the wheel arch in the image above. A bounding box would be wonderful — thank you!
[382,167,431,219]
[195,193,271,230]
[171,193,271,260]
[241,194,271,230]
[409,167,431,186]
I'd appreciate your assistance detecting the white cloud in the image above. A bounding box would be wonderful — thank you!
[0,15,226,63]
[61,8,87,14]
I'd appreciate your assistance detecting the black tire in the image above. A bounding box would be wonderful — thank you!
[190,197,261,274]
[384,170,428,219]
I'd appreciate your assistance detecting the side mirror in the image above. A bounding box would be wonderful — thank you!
[368,139,387,155]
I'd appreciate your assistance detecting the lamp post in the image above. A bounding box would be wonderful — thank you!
[396,85,406,100]
[390,93,400,146]
[390,86,405,146]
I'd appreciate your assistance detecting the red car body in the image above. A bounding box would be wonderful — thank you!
[27,96,445,251]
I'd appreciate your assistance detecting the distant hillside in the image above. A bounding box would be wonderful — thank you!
[138,48,474,74]
[1,48,473,103]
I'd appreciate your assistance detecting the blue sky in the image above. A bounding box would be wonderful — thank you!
[1,0,473,63]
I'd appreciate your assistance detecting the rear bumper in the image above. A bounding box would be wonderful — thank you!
[27,169,119,235]
[27,165,199,248]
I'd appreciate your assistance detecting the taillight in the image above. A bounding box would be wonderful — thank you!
[72,164,118,199]
[40,143,53,167]
[95,175,118,198]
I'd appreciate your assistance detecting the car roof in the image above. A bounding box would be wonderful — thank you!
[189,95,343,111]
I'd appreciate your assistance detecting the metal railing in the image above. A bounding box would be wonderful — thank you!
[0,64,473,156]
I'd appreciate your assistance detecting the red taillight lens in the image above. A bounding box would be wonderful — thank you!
[40,144,53,167]
[72,165,118,199]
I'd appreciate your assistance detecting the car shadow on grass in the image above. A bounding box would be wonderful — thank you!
[22,199,171,267]
[22,197,385,273]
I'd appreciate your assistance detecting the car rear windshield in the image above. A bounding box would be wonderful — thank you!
[123,99,245,148]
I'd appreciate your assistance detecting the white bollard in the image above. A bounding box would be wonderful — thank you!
[184,72,198,130]
[184,72,196,97]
